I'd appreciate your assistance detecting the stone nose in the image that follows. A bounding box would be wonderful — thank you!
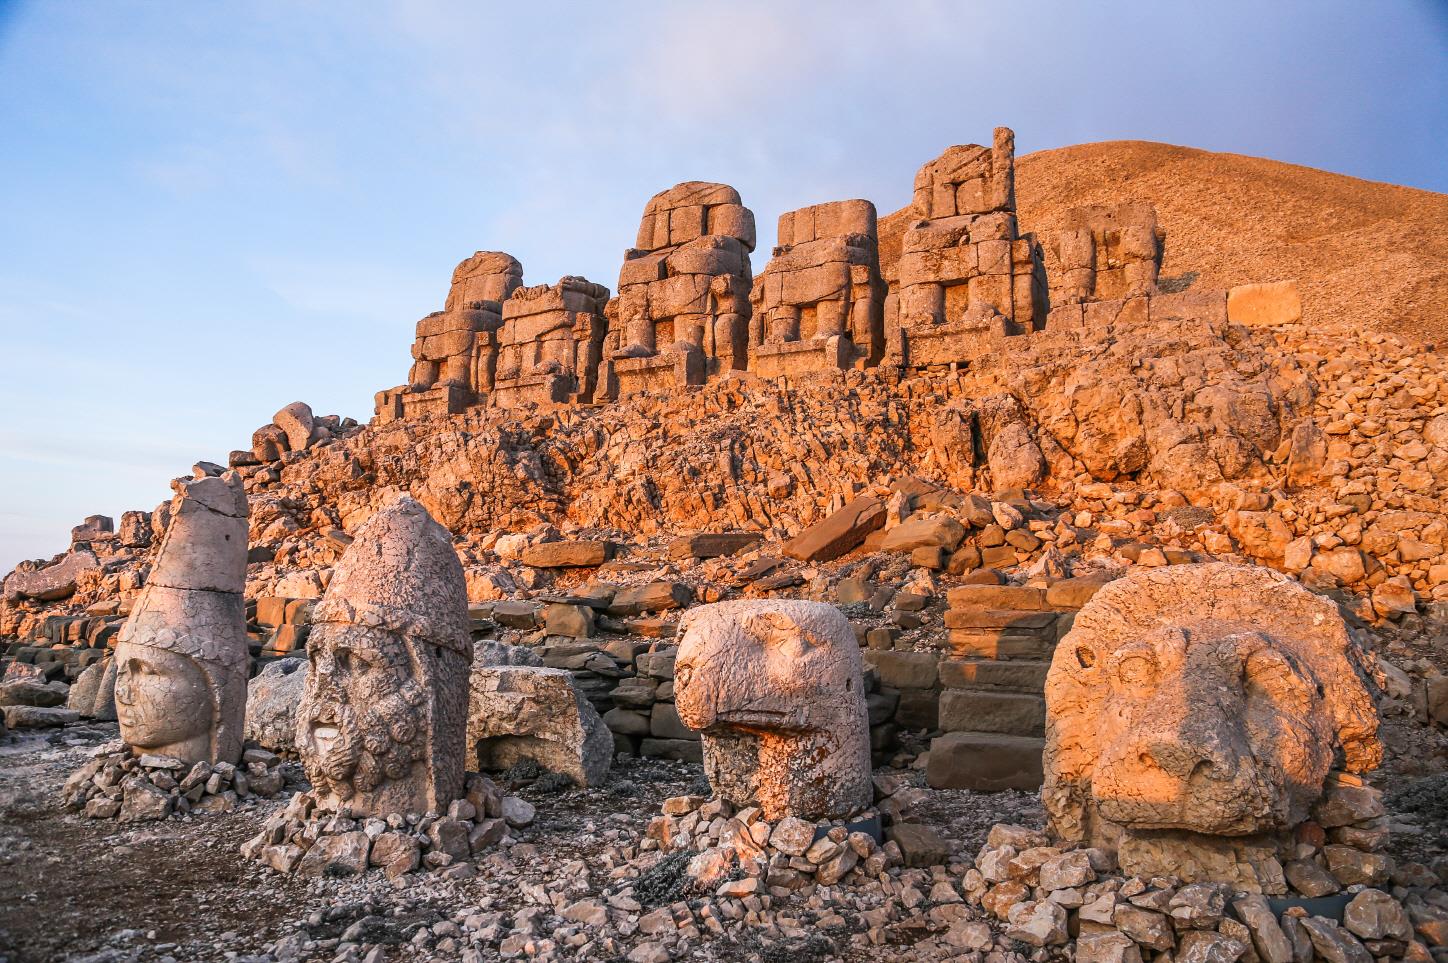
[1142,728,1237,782]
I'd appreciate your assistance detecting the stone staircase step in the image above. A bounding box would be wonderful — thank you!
[949,628,1055,660]
[926,732,1045,791]
[939,688,1045,736]
[938,658,1050,692]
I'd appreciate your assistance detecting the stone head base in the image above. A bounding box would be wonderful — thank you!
[702,728,872,822]
[1108,826,1295,894]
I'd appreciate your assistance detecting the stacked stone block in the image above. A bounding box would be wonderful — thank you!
[597,182,755,400]
[251,595,315,659]
[491,277,611,407]
[887,127,1047,367]
[749,199,885,377]
[926,577,1107,792]
[1044,202,1164,306]
[375,251,524,422]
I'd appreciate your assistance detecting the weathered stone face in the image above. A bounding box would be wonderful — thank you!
[296,496,471,816]
[1044,202,1164,306]
[113,473,250,766]
[114,646,211,752]
[674,599,871,820]
[1044,563,1381,854]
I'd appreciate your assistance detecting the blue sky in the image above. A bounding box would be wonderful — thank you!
[1,0,1445,572]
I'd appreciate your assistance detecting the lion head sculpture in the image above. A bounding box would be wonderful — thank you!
[1044,563,1380,854]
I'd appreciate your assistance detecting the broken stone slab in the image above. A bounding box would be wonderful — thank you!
[2,548,99,602]
[1077,931,1144,963]
[926,731,1045,791]
[667,532,762,560]
[1298,914,1373,963]
[1006,899,1069,946]
[885,823,950,867]
[879,514,967,553]
[70,514,114,543]
[1342,889,1413,942]
[520,540,615,568]
[1232,894,1295,963]
[782,496,885,562]
[543,602,596,639]
[119,780,173,822]
[0,678,69,708]
[2,705,80,728]
[467,665,612,787]
[244,657,306,752]
[491,600,540,628]
[295,831,371,877]
[67,659,112,717]
[1227,280,1301,328]
[607,581,693,617]
[1176,930,1248,963]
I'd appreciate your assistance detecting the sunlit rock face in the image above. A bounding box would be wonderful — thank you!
[1043,563,1381,878]
[674,599,871,821]
[296,496,471,817]
[114,473,250,766]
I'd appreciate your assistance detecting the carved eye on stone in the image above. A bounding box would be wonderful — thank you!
[1074,645,1096,670]
[675,664,693,690]
[1112,648,1160,688]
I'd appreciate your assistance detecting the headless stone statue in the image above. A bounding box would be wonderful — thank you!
[296,496,472,816]
[113,473,250,766]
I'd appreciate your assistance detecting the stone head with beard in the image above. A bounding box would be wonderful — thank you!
[296,496,472,816]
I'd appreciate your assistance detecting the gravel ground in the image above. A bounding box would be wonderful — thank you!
[1,714,1443,963]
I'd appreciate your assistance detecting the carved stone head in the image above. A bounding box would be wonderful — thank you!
[297,496,471,816]
[675,599,871,820]
[1044,563,1381,855]
[114,473,250,765]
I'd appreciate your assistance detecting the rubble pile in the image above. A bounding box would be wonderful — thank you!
[968,804,1448,963]
[645,793,901,890]
[62,743,287,822]
[241,773,528,878]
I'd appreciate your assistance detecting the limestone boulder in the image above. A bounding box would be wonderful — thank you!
[2,548,99,603]
[67,659,113,717]
[467,665,611,787]
[272,401,316,453]
[1227,281,1301,328]
[1044,563,1380,877]
[0,678,68,708]
[674,599,871,820]
[245,658,307,752]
